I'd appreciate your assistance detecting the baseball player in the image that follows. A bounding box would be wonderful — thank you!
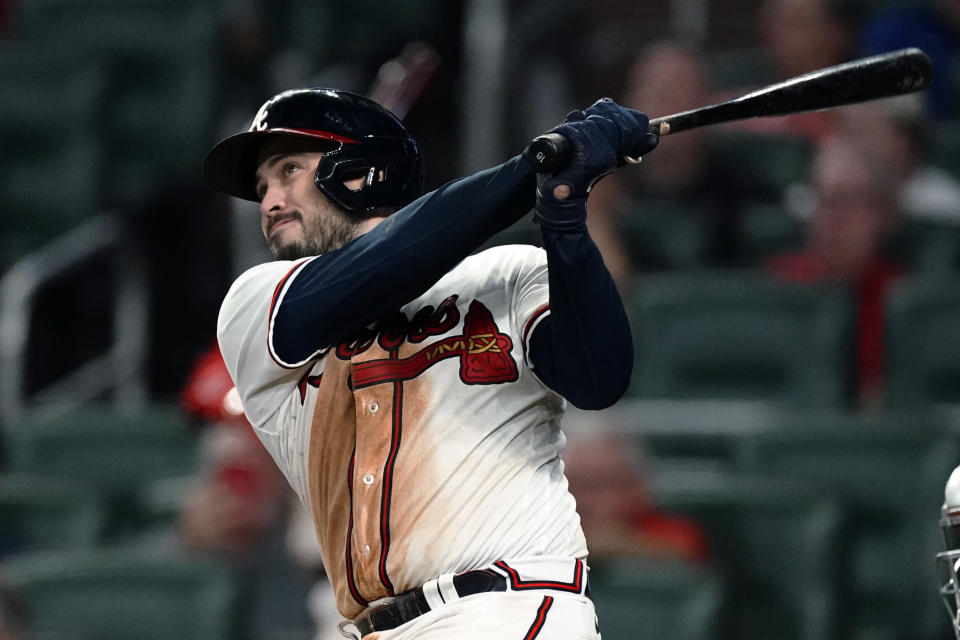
[203,87,658,639]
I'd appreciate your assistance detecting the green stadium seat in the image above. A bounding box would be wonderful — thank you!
[589,557,724,640]
[0,42,106,263]
[711,132,814,195]
[638,429,742,471]
[734,411,958,640]
[929,119,960,181]
[736,203,805,267]
[134,474,195,533]
[885,278,960,408]
[651,469,844,640]
[628,272,855,406]
[705,48,773,92]
[0,473,106,556]
[4,405,199,538]
[14,0,221,201]
[0,547,241,640]
[887,218,960,275]
[617,197,712,270]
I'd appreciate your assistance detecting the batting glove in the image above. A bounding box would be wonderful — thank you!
[534,99,659,232]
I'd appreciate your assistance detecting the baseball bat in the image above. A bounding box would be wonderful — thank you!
[523,47,932,174]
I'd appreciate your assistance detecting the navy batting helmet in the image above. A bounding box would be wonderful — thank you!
[203,88,424,215]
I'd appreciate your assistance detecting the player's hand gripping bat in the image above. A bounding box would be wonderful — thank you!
[523,47,933,174]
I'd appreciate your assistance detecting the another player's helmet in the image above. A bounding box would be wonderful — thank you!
[936,465,960,639]
[203,88,424,215]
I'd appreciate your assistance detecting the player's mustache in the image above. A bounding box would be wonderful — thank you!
[267,211,302,234]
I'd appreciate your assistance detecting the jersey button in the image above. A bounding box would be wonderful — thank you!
[362,544,371,555]
[368,401,379,414]
[362,473,375,486]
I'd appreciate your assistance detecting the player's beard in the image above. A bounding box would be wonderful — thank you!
[269,208,362,260]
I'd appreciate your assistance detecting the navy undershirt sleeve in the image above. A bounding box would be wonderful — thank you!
[272,154,536,361]
[527,226,634,410]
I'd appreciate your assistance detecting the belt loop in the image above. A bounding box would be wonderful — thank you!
[421,577,445,610]
[437,573,459,603]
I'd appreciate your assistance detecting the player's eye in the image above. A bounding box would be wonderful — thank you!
[283,162,300,177]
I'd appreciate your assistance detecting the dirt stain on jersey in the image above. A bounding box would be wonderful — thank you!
[377,366,433,588]
[306,356,363,617]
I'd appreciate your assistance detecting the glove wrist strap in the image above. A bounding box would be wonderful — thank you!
[534,190,588,232]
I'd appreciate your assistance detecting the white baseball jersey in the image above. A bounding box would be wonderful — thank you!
[217,244,588,619]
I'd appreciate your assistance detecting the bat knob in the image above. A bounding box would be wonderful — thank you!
[523,133,572,174]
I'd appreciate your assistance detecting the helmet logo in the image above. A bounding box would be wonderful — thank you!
[251,103,270,131]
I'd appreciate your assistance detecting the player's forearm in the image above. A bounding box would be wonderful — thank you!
[272,155,536,360]
[528,225,634,410]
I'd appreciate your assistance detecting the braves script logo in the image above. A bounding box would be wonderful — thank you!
[296,296,518,401]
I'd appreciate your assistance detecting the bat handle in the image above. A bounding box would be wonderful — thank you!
[522,120,665,174]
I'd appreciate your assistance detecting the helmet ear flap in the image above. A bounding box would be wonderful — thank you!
[313,137,423,215]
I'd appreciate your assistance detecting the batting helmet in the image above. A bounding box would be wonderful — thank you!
[937,465,960,638]
[203,88,424,215]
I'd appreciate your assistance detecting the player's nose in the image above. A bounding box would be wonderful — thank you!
[259,184,287,217]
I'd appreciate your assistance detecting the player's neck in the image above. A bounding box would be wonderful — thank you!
[356,215,388,237]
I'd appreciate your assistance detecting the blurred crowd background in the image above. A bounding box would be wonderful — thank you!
[3,0,960,639]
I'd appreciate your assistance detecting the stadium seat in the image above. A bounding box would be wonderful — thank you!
[589,557,724,640]
[628,271,855,406]
[705,48,772,92]
[0,473,106,557]
[4,405,199,538]
[885,278,960,408]
[14,0,221,202]
[651,468,844,640]
[616,197,712,270]
[736,203,805,267]
[929,119,960,181]
[0,42,106,264]
[711,132,814,195]
[887,218,960,275]
[135,474,195,533]
[734,410,958,640]
[0,547,241,640]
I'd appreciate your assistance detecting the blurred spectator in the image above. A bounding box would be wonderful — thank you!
[588,39,778,284]
[766,135,905,409]
[860,0,960,119]
[725,0,861,141]
[564,432,710,566]
[759,0,860,80]
[175,343,317,639]
[0,582,29,640]
[836,94,960,224]
[286,503,343,640]
[176,412,285,561]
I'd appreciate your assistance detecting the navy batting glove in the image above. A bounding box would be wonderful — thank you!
[534,99,658,232]
[578,98,660,167]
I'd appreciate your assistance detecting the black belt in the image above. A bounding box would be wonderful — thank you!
[354,569,506,636]
[353,568,590,636]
